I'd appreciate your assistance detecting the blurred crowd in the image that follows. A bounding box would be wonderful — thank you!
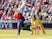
[0,0,52,21]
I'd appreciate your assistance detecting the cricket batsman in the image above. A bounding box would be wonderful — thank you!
[30,15,46,35]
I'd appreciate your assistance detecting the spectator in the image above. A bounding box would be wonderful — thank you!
[3,2,9,10]
[0,0,52,21]
[0,10,4,19]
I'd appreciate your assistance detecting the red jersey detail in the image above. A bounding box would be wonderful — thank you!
[15,13,22,20]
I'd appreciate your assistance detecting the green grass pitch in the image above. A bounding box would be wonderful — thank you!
[0,29,52,39]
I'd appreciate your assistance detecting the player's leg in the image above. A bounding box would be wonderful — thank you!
[17,19,24,35]
[30,26,33,35]
[30,26,35,35]
[34,22,40,35]
[39,25,46,34]
[35,26,39,35]
[30,26,39,35]
[36,18,46,34]
[17,22,21,35]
